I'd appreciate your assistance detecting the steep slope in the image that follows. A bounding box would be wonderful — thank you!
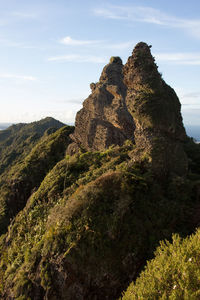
[0,123,74,234]
[0,43,200,300]
[0,117,65,177]
[0,143,199,299]
[123,42,188,177]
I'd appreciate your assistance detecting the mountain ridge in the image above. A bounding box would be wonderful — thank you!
[0,43,200,299]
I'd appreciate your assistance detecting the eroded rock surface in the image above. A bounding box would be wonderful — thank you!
[123,42,188,176]
[67,57,135,154]
[68,42,188,177]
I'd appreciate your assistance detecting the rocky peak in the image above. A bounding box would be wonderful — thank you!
[99,56,124,89]
[67,42,188,177]
[124,42,188,176]
[67,57,135,154]
[124,42,162,89]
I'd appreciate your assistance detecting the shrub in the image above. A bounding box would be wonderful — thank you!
[122,229,200,299]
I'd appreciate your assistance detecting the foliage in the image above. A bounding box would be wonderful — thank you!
[0,123,74,234]
[109,56,122,64]
[0,138,199,299]
[0,120,199,299]
[0,117,65,177]
[122,229,200,300]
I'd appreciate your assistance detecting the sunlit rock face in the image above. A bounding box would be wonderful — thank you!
[123,42,188,176]
[68,42,188,177]
[67,56,135,155]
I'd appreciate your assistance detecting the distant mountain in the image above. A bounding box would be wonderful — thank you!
[0,117,74,233]
[0,123,12,130]
[0,117,66,176]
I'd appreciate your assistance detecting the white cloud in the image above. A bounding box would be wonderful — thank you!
[48,54,106,63]
[175,88,200,108]
[182,92,200,99]
[60,36,101,46]
[60,35,134,50]
[0,74,37,81]
[93,8,125,20]
[155,52,200,65]
[94,5,200,39]
[176,88,200,126]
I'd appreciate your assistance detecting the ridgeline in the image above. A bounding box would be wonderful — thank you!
[0,43,200,300]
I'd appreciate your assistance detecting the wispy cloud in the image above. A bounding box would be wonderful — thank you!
[60,36,101,46]
[57,98,83,105]
[175,88,200,107]
[59,35,134,50]
[0,74,37,81]
[48,54,106,63]
[94,5,200,38]
[155,52,200,65]
[183,92,200,99]
[94,6,169,24]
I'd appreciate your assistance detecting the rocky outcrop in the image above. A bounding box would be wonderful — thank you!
[68,42,188,177]
[67,57,135,154]
[123,42,188,176]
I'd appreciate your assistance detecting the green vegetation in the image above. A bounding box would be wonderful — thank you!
[0,136,199,299]
[109,56,122,64]
[0,120,74,234]
[0,117,65,176]
[122,229,200,299]
[1,43,200,300]
[0,116,200,299]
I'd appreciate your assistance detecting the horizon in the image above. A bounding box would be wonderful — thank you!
[0,0,200,126]
[0,120,200,142]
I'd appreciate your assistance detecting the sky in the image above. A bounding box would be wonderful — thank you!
[0,0,200,126]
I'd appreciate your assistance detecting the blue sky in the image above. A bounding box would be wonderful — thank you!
[0,0,200,126]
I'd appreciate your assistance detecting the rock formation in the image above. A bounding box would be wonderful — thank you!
[68,42,188,176]
[123,42,188,176]
[1,43,199,300]
[67,56,135,154]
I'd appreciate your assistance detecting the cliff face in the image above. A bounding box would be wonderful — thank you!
[123,42,188,176]
[67,57,135,154]
[68,42,188,176]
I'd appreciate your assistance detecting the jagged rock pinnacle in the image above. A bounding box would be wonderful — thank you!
[67,57,135,154]
[67,42,188,177]
[123,42,188,176]
[124,42,161,89]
